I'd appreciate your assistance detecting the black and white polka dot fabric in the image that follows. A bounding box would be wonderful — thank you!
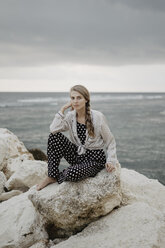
[47,121,106,184]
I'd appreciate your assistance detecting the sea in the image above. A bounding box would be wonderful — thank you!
[0,92,165,185]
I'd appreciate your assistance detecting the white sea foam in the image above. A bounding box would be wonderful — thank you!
[50,102,58,106]
[0,94,163,108]
[91,94,163,101]
[160,111,165,115]
[17,94,161,104]
[0,104,8,107]
[145,95,162,99]
[0,103,22,107]
[17,96,69,104]
[17,97,56,103]
[91,95,143,101]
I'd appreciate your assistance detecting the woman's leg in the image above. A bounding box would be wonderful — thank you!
[37,132,105,189]
[58,160,105,184]
[47,132,78,178]
[36,132,78,190]
[57,148,106,184]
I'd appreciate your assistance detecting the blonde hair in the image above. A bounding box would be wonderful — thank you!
[70,85,95,138]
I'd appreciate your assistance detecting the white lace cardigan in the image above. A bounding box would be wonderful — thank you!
[49,109,118,166]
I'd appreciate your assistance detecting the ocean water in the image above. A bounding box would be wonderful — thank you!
[0,92,165,185]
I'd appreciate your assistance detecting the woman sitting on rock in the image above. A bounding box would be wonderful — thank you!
[36,84,118,190]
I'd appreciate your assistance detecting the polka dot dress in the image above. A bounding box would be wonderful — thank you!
[47,121,106,184]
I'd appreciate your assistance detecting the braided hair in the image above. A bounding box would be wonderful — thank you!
[70,85,95,138]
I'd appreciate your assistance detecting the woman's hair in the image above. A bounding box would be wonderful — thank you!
[70,85,95,138]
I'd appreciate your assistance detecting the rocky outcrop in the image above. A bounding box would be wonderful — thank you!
[0,191,48,248]
[0,128,165,248]
[49,169,165,248]
[0,128,34,177]
[28,163,122,237]
[0,128,48,194]
[120,168,165,211]
[5,160,48,191]
[51,201,165,248]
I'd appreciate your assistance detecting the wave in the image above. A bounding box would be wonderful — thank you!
[91,94,163,101]
[0,104,8,108]
[0,94,163,108]
[160,111,165,115]
[0,103,24,108]
[17,97,56,103]
[145,95,162,99]
[17,96,69,103]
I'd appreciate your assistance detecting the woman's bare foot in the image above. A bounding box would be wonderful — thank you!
[36,176,57,191]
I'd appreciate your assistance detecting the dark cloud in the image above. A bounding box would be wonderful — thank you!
[0,0,165,67]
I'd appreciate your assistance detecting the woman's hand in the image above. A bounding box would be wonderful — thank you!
[60,101,72,114]
[105,163,116,173]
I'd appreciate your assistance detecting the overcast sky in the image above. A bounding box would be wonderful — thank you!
[0,0,165,92]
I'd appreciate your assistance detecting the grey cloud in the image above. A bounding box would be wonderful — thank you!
[106,0,165,12]
[0,0,165,67]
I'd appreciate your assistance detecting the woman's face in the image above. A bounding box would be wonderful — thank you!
[70,90,87,111]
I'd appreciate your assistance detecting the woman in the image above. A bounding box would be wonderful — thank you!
[36,85,118,190]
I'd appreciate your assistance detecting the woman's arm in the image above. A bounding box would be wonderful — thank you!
[49,102,72,134]
[100,113,118,167]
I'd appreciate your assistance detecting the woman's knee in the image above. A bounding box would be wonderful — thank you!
[48,132,63,140]
[65,168,77,182]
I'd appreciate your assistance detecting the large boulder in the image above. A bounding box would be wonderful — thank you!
[5,160,48,191]
[0,128,34,176]
[50,201,165,248]
[120,168,165,212]
[49,169,165,248]
[28,164,122,238]
[0,190,48,248]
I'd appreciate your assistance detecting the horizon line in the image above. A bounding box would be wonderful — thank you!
[0,91,165,94]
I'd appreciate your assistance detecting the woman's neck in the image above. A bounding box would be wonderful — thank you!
[76,107,86,118]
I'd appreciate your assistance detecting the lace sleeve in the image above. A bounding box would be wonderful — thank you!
[49,111,70,134]
[100,113,118,166]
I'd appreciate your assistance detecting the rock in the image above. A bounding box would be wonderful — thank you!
[29,239,54,248]
[0,128,34,175]
[0,190,23,202]
[0,171,7,194]
[50,201,165,248]
[0,135,7,171]
[120,168,165,212]
[5,160,48,191]
[4,155,32,180]
[52,238,68,245]
[0,189,48,248]
[28,164,122,238]
[28,148,48,162]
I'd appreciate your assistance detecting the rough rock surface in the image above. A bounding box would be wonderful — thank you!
[50,201,165,248]
[120,168,165,212]
[0,171,7,194]
[5,159,48,191]
[0,191,48,248]
[1,129,165,248]
[28,164,122,237]
[29,239,54,248]
[0,128,34,176]
[0,189,23,202]
[49,169,165,248]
